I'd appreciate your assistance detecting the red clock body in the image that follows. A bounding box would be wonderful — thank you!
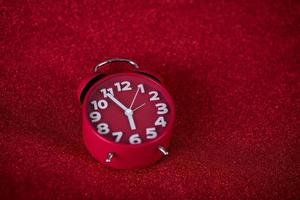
[79,71,175,169]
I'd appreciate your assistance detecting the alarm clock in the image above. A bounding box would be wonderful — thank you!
[77,58,175,169]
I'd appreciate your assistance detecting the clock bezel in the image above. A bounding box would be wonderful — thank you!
[82,72,176,148]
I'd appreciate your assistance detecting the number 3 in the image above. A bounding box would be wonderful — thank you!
[155,103,168,114]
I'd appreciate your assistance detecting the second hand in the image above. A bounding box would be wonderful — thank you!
[132,103,146,112]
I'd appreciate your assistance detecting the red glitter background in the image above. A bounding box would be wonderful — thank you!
[1,0,299,199]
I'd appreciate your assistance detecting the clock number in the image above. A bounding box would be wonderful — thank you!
[98,100,108,109]
[146,127,157,139]
[156,103,168,114]
[112,131,123,142]
[89,111,101,123]
[137,84,145,93]
[129,134,142,144]
[155,116,167,127]
[97,123,110,134]
[149,91,160,101]
[90,101,98,110]
[90,100,108,110]
[100,88,114,98]
[114,81,132,91]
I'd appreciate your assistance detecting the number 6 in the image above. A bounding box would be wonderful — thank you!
[129,134,142,144]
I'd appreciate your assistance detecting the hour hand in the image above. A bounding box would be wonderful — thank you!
[125,110,136,130]
[106,93,128,111]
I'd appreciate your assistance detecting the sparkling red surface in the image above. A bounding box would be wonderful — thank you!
[1,0,299,199]
[85,73,174,144]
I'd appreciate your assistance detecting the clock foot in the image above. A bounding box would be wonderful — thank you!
[158,146,168,156]
[105,152,114,163]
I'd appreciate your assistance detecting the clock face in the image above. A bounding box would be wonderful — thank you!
[85,73,175,145]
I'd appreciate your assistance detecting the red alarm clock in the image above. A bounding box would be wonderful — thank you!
[77,58,175,169]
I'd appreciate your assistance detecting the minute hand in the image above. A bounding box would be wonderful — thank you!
[107,93,128,111]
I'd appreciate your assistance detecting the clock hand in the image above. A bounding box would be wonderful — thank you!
[107,93,128,111]
[125,109,136,130]
[124,103,146,130]
[107,93,137,130]
[132,103,146,112]
[129,87,140,109]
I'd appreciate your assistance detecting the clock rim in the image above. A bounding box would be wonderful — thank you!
[82,72,176,148]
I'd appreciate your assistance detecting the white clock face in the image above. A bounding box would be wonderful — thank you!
[85,73,175,144]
